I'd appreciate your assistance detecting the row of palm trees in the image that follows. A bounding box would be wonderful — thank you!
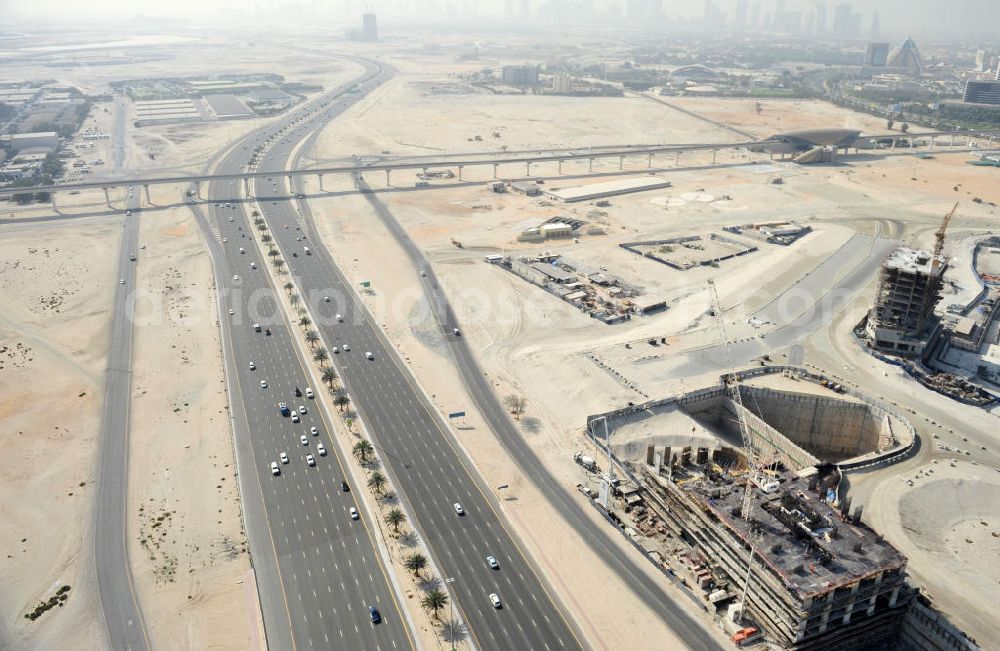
[255,206,453,629]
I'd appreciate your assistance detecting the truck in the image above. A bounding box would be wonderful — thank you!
[573,452,597,471]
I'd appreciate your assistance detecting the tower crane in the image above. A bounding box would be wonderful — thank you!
[931,201,958,272]
[707,279,762,522]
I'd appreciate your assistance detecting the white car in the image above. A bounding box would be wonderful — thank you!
[222,237,228,243]
[336,314,343,322]
[349,507,359,520]
[305,387,314,398]
[317,443,327,456]
[233,274,239,281]
[250,262,256,269]
[298,405,307,414]
[453,503,464,516]
[487,555,499,570]
[489,593,501,609]
[310,426,318,436]
[342,343,350,351]
[306,454,315,466]
[365,351,374,360]
[280,452,289,464]
[332,346,339,354]
[291,413,300,423]
[324,296,331,302]
[300,435,308,446]
[260,380,267,389]
[119,278,125,285]
[229,308,235,315]
[270,462,280,475]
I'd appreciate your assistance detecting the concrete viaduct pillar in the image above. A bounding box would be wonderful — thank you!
[588,158,594,172]
[457,165,463,181]
[318,173,324,192]
[950,134,955,147]
[243,177,250,197]
[890,138,896,151]
[647,153,653,168]
[675,152,681,165]
[385,169,391,186]
[526,161,531,176]
[104,186,112,209]
[930,135,935,151]
[143,184,151,205]
[493,163,499,179]
[711,149,717,165]
[557,160,563,175]
[618,155,624,171]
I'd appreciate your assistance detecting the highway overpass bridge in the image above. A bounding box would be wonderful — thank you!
[3,129,996,204]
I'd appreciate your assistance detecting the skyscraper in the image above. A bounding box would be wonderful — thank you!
[774,0,786,31]
[815,2,826,33]
[996,59,1000,81]
[751,0,761,28]
[870,11,880,38]
[361,12,378,41]
[832,3,855,36]
[735,0,748,31]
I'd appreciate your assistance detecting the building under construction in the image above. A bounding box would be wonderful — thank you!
[865,247,947,356]
[643,460,910,650]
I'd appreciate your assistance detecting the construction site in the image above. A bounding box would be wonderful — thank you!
[571,281,976,650]
[621,233,759,272]
[484,252,666,323]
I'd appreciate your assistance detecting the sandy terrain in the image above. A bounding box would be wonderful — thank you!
[661,96,927,140]
[304,54,1000,648]
[1,33,371,650]
[127,207,258,650]
[0,216,119,650]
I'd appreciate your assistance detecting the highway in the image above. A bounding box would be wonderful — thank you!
[350,178,726,651]
[193,60,415,650]
[93,186,150,651]
[245,67,587,649]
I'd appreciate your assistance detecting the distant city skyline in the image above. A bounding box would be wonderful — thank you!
[3,0,999,37]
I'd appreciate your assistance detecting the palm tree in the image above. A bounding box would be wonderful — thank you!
[404,552,427,577]
[321,366,337,387]
[305,330,320,347]
[385,508,406,533]
[334,393,350,412]
[251,210,260,219]
[289,294,300,306]
[313,348,328,365]
[299,315,311,328]
[273,258,285,270]
[283,282,294,294]
[368,470,387,496]
[268,248,280,258]
[261,234,272,243]
[352,439,374,464]
[421,589,448,620]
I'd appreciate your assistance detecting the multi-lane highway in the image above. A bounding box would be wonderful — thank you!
[93,186,150,651]
[194,60,415,650]
[351,179,725,651]
[242,67,586,651]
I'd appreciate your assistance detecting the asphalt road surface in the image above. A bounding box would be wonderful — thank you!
[93,187,150,651]
[207,57,586,648]
[351,179,725,651]
[191,61,415,650]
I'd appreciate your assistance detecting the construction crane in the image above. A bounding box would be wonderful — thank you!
[708,279,764,628]
[932,201,958,272]
[707,280,761,522]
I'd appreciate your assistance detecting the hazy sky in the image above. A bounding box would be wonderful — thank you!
[2,0,998,36]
